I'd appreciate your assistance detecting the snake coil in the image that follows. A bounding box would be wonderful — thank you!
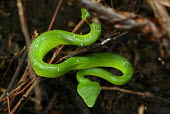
[28,8,133,107]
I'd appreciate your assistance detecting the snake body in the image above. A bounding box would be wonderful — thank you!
[28,8,133,107]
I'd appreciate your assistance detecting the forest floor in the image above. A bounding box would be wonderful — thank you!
[0,0,170,114]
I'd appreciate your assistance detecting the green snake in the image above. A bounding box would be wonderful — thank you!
[28,8,133,107]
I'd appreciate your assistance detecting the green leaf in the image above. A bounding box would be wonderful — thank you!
[77,81,101,107]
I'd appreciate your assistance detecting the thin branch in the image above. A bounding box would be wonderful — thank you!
[146,0,170,38]
[0,49,27,106]
[74,0,163,38]
[72,19,85,33]
[49,17,85,64]
[101,86,170,103]
[0,77,36,103]
[47,0,63,31]
[17,0,31,49]
[55,31,128,63]
[10,77,40,114]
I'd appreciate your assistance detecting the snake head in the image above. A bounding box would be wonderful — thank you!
[77,81,101,107]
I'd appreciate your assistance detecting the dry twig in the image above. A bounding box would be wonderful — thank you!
[47,0,63,31]
[101,86,170,103]
[17,0,31,49]
[74,0,164,38]
[146,0,170,38]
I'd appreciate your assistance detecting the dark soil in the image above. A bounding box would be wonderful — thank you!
[0,0,170,114]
